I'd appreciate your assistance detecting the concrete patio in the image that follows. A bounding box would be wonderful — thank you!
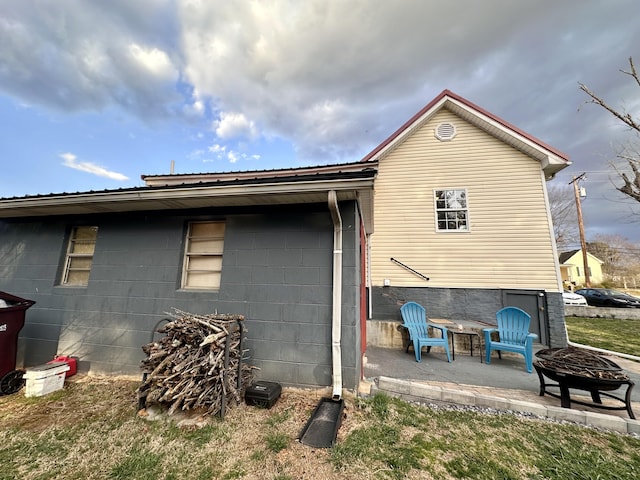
[361,341,640,435]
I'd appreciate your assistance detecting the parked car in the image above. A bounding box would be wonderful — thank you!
[562,290,588,306]
[574,288,640,308]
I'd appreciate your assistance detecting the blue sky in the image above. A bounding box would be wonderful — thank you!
[1,0,639,245]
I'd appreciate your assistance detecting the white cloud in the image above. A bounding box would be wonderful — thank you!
[204,143,260,166]
[213,112,259,140]
[3,1,638,163]
[0,1,180,119]
[183,99,205,117]
[60,153,129,181]
[128,43,174,80]
[2,1,640,238]
[209,144,226,154]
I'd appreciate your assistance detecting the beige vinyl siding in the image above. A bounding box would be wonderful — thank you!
[371,109,559,290]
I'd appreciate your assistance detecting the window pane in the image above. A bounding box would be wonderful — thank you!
[74,226,98,241]
[70,242,96,254]
[188,256,223,271]
[183,221,225,289]
[70,227,98,254]
[185,271,221,288]
[434,189,468,232]
[68,257,93,270]
[189,238,225,254]
[191,222,225,237]
[62,226,98,286]
[66,270,90,285]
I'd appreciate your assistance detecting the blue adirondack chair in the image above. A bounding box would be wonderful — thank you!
[400,301,451,363]
[483,306,538,373]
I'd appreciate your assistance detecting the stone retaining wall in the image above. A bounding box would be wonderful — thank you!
[564,306,640,320]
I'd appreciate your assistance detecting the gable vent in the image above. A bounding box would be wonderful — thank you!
[435,122,456,141]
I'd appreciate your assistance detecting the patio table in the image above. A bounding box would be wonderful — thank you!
[448,328,483,362]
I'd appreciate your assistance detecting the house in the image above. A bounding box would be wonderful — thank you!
[361,90,570,349]
[0,89,570,394]
[0,164,375,396]
[559,249,604,287]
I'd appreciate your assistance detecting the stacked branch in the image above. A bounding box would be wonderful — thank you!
[137,309,255,417]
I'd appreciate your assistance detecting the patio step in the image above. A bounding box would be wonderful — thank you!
[366,319,487,356]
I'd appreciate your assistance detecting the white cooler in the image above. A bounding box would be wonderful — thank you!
[23,361,70,397]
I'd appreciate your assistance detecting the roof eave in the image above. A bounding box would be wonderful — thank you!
[142,161,377,186]
[0,175,376,233]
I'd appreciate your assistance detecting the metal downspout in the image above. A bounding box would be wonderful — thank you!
[328,190,342,400]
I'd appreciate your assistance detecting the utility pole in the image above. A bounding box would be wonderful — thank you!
[569,174,590,287]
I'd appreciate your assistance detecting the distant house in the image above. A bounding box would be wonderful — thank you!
[559,250,604,287]
[362,90,571,348]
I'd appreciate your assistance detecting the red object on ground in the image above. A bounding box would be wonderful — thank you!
[47,356,78,377]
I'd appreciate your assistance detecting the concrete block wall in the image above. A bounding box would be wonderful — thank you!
[369,286,567,348]
[0,200,362,390]
[546,292,568,348]
[565,305,640,320]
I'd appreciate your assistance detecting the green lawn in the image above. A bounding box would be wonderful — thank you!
[1,378,639,480]
[565,316,640,356]
[333,393,640,479]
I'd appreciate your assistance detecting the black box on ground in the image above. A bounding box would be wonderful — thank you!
[245,381,282,408]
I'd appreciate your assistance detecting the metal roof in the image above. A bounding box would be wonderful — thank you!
[0,168,377,233]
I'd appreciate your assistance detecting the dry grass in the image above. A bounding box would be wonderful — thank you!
[1,374,640,479]
[0,374,366,480]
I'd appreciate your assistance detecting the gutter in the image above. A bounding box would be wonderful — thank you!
[328,190,342,400]
[0,172,377,219]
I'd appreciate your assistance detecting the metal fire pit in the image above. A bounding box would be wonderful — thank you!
[533,347,635,419]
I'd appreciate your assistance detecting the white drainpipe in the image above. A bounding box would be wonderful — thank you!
[328,190,342,400]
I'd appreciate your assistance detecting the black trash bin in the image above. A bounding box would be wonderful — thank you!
[0,291,36,395]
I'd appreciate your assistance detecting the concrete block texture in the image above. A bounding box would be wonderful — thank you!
[475,394,510,411]
[508,399,549,418]
[377,377,412,395]
[545,406,586,424]
[4,201,363,390]
[584,411,629,433]
[627,419,640,436]
[370,286,566,349]
[441,388,476,406]
[410,383,443,401]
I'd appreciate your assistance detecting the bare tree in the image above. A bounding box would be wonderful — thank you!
[579,57,640,202]
[547,183,579,250]
[588,233,640,285]
[587,234,627,275]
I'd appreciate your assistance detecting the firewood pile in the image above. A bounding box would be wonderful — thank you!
[137,309,255,417]
[535,347,630,381]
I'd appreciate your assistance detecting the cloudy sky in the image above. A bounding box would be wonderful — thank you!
[1,0,639,246]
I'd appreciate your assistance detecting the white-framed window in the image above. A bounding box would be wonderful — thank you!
[61,226,98,286]
[434,189,469,232]
[182,221,225,290]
